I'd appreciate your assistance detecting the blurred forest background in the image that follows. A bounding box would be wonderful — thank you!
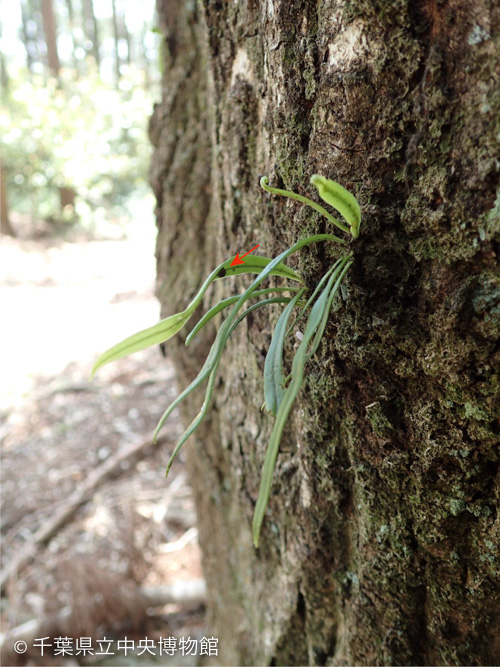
[1,3,209,664]
[1,0,159,238]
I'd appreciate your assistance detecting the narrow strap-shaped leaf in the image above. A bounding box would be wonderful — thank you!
[217,255,302,283]
[261,176,350,234]
[185,235,346,398]
[285,257,344,340]
[154,234,345,453]
[164,360,219,477]
[310,175,361,239]
[163,297,292,473]
[196,235,346,394]
[226,235,347,313]
[215,239,347,413]
[307,257,353,359]
[264,289,305,416]
[252,284,333,548]
[227,297,292,333]
[91,255,300,377]
[153,324,226,443]
[91,310,191,379]
[156,297,291,445]
[185,287,300,347]
[273,256,353,404]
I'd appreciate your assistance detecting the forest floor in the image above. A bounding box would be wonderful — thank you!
[0,217,206,666]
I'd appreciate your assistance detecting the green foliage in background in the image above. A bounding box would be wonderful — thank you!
[0,66,154,229]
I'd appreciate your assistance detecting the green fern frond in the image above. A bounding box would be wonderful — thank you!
[91,174,361,548]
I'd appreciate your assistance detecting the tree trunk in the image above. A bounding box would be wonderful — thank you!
[1,163,15,237]
[59,185,76,213]
[81,0,100,67]
[150,1,500,665]
[111,0,121,84]
[20,0,44,72]
[139,22,151,89]
[118,0,132,66]
[20,0,35,71]
[0,37,10,93]
[40,0,60,77]
[64,0,80,74]
[123,20,131,66]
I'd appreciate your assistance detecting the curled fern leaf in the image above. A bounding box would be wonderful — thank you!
[260,176,349,234]
[310,175,361,239]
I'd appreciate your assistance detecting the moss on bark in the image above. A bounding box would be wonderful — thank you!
[152,0,500,664]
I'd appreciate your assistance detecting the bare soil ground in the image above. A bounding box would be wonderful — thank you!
[1,220,205,666]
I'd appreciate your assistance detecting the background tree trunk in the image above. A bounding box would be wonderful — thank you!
[150,1,500,664]
[20,0,43,72]
[81,0,100,67]
[0,29,10,93]
[111,0,121,84]
[40,0,60,77]
[1,162,15,237]
[120,0,131,67]
[20,0,34,72]
[64,0,80,74]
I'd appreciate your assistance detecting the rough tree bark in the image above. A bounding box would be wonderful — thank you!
[150,1,499,665]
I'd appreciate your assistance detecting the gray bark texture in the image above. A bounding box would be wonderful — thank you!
[149,1,500,664]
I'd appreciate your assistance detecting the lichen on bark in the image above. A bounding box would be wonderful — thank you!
[151,0,500,664]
